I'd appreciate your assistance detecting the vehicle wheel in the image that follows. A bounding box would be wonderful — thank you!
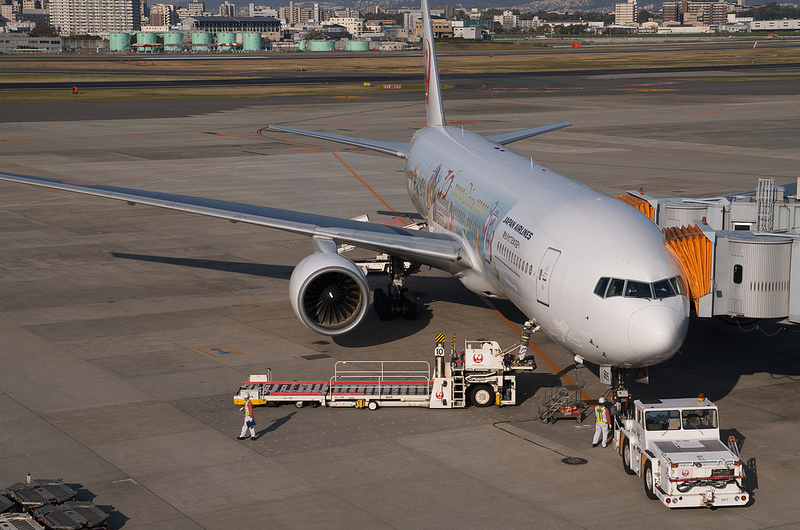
[374,289,391,321]
[295,401,304,409]
[403,292,417,320]
[368,401,379,411]
[470,385,494,407]
[622,440,636,476]
[542,417,550,424]
[643,461,658,500]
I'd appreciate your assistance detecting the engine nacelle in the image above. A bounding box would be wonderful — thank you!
[289,252,370,335]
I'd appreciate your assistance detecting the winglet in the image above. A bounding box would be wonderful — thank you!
[421,0,446,127]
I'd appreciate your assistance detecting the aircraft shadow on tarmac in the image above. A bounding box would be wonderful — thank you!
[111,252,294,279]
[110,252,532,347]
[626,316,800,401]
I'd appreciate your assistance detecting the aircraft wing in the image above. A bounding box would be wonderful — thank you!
[0,171,470,273]
[269,125,409,158]
[487,122,572,145]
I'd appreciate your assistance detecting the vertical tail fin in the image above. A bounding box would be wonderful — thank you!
[421,0,446,127]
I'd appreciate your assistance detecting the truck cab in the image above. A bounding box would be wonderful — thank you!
[615,396,748,508]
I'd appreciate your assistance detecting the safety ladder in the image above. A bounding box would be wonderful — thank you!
[451,352,466,407]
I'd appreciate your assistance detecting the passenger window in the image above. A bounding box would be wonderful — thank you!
[594,277,610,298]
[653,279,674,299]
[606,278,625,297]
[625,281,652,299]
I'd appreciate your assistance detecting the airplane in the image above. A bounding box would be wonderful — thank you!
[0,0,690,377]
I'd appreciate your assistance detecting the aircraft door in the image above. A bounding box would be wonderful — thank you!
[536,247,561,306]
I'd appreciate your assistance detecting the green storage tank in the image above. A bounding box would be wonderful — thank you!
[136,32,157,53]
[163,32,183,53]
[298,40,308,51]
[217,32,237,52]
[109,32,131,52]
[345,40,369,51]
[191,32,212,52]
[308,40,334,52]
[242,32,261,51]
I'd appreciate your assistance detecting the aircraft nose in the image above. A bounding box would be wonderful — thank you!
[628,305,688,361]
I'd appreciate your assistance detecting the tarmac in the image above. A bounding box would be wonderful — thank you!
[1,66,799,529]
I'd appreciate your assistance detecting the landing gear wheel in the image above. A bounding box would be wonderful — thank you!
[622,440,636,476]
[368,401,379,411]
[643,461,658,500]
[403,291,417,320]
[373,288,390,321]
[470,385,494,407]
[295,401,305,409]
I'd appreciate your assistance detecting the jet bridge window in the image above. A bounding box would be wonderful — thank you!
[682,408,717,430]
[645,409,681,431]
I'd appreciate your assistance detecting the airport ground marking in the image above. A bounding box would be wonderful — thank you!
[198,345,245,358]
[480,295,594,405]
[332,150,396,213]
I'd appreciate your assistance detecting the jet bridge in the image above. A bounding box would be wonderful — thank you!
[617,178,800,324]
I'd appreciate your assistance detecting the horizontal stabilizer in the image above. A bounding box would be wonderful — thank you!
[487,122,572,145]
[270,125,408,158]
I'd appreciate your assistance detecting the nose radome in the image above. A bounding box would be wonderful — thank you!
[628,305,688,360]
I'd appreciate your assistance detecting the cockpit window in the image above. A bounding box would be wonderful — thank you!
[669,276,686,296]
[593,277,610,298]
[607,278,625,297]
[594,276,686,300]
[653,279,674,298]
[625,281,652,298]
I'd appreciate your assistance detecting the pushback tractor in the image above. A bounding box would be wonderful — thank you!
[614,395,748,508]
[233,336,536,410]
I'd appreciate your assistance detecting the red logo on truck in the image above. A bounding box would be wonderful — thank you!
[473,353,484,364]
[681,469,690,477]
[435,390,444,400]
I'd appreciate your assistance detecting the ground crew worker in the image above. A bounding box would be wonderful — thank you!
[238,393,257,440]
[592,397,612,448]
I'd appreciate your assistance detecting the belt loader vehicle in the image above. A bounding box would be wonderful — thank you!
[614,396,748,508]
[233,337,535,410]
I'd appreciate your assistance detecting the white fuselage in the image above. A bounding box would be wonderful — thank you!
[405,126,690,368]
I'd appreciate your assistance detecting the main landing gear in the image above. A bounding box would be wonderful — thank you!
[373,256,420,321]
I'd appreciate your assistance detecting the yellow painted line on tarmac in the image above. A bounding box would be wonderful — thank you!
[0,137,19,142]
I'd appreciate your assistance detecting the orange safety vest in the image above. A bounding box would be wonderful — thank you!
[244,401,253,418]
[595,405,610,424]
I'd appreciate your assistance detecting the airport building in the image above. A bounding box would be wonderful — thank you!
[50,0,141,35]
[181,15,280,35]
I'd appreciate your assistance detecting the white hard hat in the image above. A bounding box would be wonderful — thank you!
[598,397,605,404]
[243,392,250,400]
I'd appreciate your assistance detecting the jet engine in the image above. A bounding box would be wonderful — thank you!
[289,252,370,335]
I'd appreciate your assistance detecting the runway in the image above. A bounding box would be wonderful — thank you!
[1,66,799,528]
